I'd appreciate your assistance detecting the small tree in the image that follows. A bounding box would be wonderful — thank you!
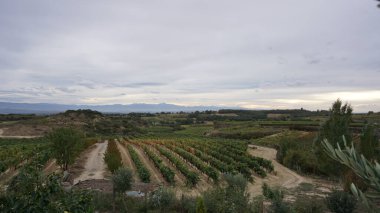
[112,167,133,212]
[315,99,352,175]
[48,128,83,170]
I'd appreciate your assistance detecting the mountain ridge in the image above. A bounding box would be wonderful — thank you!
[0,102,237,114]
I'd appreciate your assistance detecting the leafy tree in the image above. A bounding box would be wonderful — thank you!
[48,128,84,170]
[112,167,133,213]
[112,167,133,194]
[315,99,352,175]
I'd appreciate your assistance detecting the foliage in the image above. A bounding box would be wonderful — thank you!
[203,174,253,213]
[127,144,151,182]
[322,139,380,212]
[325,190,357,213]
[262,183,292,213]
[292,197,325,213]
[104,140,122,173]
[142,145,175,183]
[157,145,199,186]
[315,99,353,175]
[0,137,50,173]
[48,128,84,170]
[166,144,219,182]
[1,166,93,213]
[148,186,176,211]
[359,124,379,160]
[196,197,207,213]
[112,167,133,193]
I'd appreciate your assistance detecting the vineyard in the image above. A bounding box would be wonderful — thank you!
[0,138,51,174]
[119,137,274,189]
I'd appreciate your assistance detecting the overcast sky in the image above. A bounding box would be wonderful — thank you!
[0,1,379,112]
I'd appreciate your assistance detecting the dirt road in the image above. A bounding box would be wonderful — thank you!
[74,141,108,184]
[247,145,308,196]
[0,128,41,138]
[116,141,137,175]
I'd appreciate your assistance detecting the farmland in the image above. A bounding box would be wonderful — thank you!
[0,108,379,212]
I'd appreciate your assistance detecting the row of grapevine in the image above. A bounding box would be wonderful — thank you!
[156,145,199,186]
[142,145,175,184]
[126,144,151,183]
[0,138,50,173]
[173,142,233,173]
[164,144,219,182]
[104,140,122,173]
[208,140,274,172]
[192,140,270,177]
[174,140,253,181]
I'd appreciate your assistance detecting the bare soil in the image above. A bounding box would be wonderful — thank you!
[129,143,167,185]
[0,128,41,138]
[116,141,140,183]
[247,144,338,199]
[73,141,109,184]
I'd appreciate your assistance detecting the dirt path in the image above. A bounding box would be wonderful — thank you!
[116,141,140,182]
[129,143,166,185]
[43,159,59,175]
[0,128,41,138]
[74,141,108,184]
[247,145,308,196]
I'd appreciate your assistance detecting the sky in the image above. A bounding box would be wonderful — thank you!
[0,0,379,112]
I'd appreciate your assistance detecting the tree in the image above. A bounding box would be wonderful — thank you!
[322,139,380,213]
[112,167,133,213]
[359,124,379,161]
[48,128,84,171]
[315,99,352,175]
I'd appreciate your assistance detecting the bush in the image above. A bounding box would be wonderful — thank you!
[148,187,176,211]
[224,173,247,191]
[104,140,122,173]
[262,183,292,213]
[196,197,207,213]
[293,197,325,213]
[326,190,357,213]
[112,167,133,193]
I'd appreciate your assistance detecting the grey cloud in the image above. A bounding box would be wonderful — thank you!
[0,0,379,112]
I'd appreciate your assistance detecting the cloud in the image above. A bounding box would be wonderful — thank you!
[0,0,379,112]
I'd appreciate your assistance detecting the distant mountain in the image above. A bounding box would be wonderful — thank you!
[0,102,232,114]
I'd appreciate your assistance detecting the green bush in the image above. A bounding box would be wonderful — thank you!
[326,190,357,213]
[293,197,325,213]
[112,167,133,193]
[148,187,176,211]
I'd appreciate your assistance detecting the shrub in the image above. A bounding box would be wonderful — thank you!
[104,140,122,173]
[196,197,207,213]
[326,190,357,213]
[112,167,133,193]
[293,197,325,213]
[148,187,176,211]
